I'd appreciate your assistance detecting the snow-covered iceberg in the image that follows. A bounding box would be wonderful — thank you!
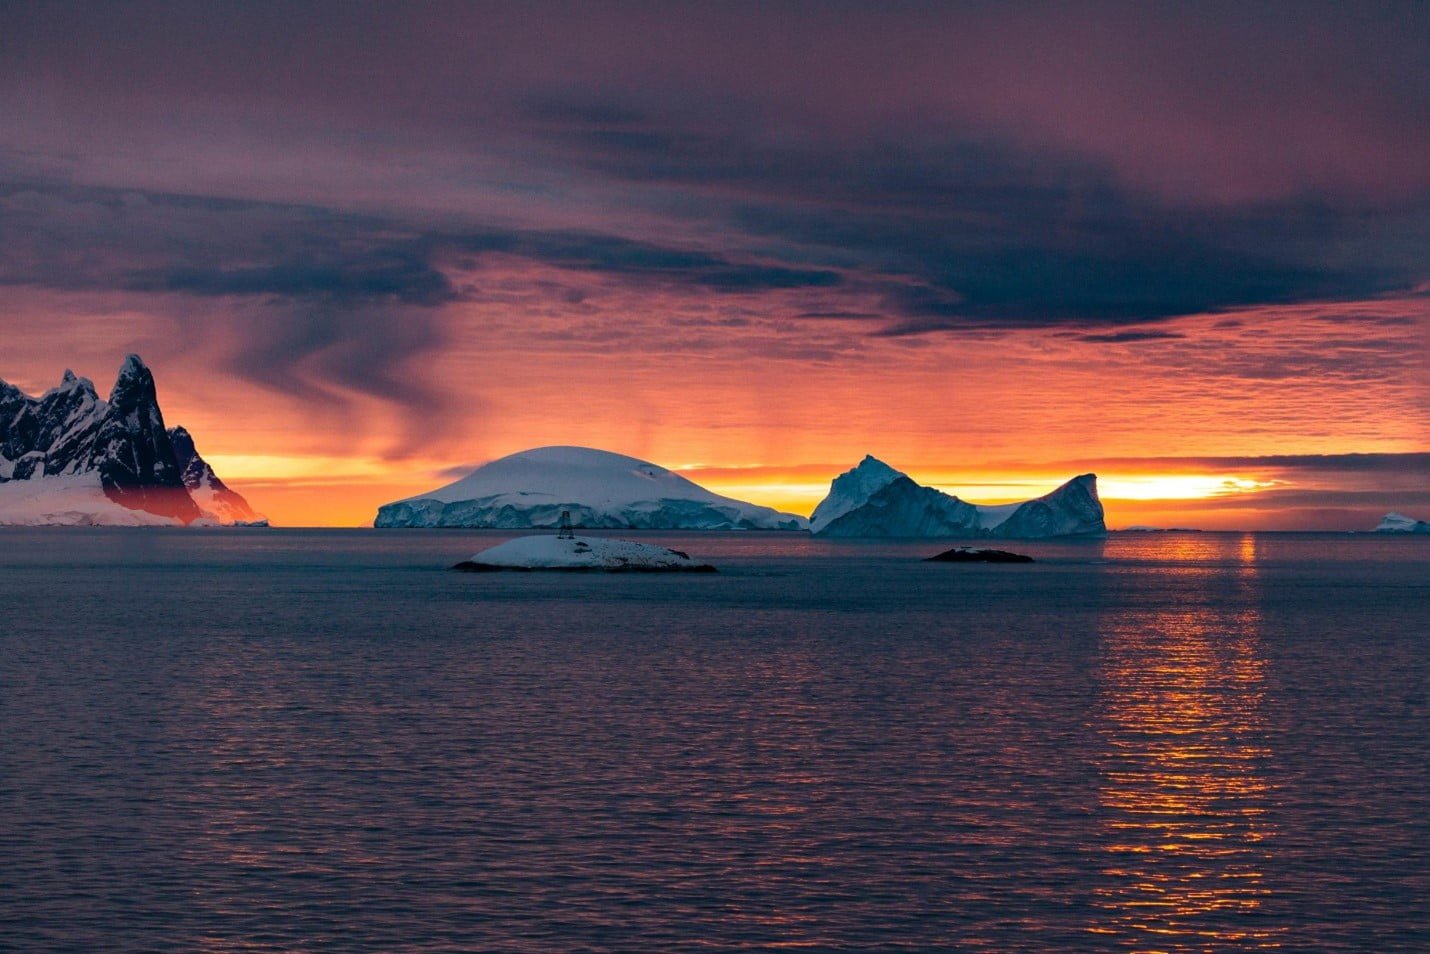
[377,446,807,530]
[810,455,1105,539]
[453,534,717,572]
[0,356,263,526]
[1373,512,1430,533]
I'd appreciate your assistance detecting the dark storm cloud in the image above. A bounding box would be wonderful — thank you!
[0,0,1426,367]
[1074,331,1188,343]
[0,178,845,440]
[1235,453,1430,474]
[524,113,1425,330]
[126,257,457,305]
[0,181,841,300]
[445,230,841,291]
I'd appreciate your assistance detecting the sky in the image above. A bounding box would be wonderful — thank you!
[0,0,1426,528]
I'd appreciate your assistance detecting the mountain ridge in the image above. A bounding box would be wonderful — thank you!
[0,356,262,526]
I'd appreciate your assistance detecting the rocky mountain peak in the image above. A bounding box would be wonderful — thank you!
[1,355,258,525]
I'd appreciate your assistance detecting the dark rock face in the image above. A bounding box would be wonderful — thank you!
[0,355,236,524]
[169,425,261,523]
[1,371,103,478]
[168,425,211,489]
[926,546,1035,563]
[91,357,200,522]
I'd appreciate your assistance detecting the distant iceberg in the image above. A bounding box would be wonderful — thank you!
[377,446,807,530]
[810,455,1105,539]
[453,534,716,572]
[1373,512,1430,533]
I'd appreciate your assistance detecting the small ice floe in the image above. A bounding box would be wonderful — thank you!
[925,546,1034,564]
[453,534,716,572]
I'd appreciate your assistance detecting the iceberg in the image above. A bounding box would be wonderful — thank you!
[453,534,717,572]
[1373,512,1430,533]
[811,455,1105,539]
[377,445,807,530]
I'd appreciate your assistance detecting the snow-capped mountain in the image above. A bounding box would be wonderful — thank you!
[0,356,262,526]
[376,445,808,530]
[810,455,1105,538]
[169,426,266,526]
[1374,512,1430,533]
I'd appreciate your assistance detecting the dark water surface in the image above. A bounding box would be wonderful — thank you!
[1,529,1425,951]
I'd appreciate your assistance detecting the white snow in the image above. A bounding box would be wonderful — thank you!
[1374,512,1430,533]
[810,456,1026,534]
[379,445,807,530]
[808,455,903,532]
[0,474,181,527]
[973,501,1021,530]
[459,534,715,571]
[187,474,265,526]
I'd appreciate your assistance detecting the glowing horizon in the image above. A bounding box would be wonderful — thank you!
[0,4,1424,529]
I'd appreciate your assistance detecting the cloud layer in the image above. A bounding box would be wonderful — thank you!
[0,2,1425,523]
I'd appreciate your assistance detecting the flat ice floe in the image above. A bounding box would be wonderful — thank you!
[453,534,717,572]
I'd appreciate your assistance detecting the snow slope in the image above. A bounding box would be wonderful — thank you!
[0,474,180,526]
[811,456,1105,539]
[454,534,716,571]
[376,446,807,530]
[1374,512,1430,533]
[808,455,904,530]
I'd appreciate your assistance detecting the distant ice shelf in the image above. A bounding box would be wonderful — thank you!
[378,445,807,530]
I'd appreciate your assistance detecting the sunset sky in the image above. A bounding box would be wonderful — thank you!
[1,1,1426,528]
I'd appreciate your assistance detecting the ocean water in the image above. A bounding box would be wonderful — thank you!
[0,529,1425,952]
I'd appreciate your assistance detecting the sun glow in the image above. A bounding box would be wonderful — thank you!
[696,471,1282,519]
[1096,475,1279,501]
[203,454,405,483]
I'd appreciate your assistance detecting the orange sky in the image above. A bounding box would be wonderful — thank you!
[2,5,1426,530]
[5,287,1421,530]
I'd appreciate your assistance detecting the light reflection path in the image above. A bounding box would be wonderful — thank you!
[1091,534,1285,950]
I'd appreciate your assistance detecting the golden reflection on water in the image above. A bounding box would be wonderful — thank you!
[1092,534,1284,949]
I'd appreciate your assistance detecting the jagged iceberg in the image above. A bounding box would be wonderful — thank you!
[1374,512,1430,533]
[810,455,1105,539]
[376,445,807,530]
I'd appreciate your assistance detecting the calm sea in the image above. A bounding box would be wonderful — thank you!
[0,529,1425,952]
